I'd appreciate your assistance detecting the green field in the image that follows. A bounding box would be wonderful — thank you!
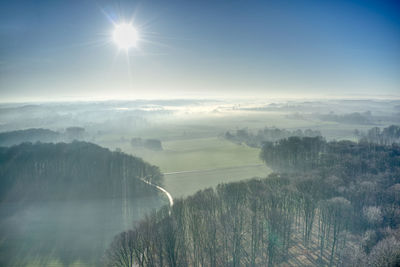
[111,136,271,197]
[164,164,271,198]
[124,137,265,173]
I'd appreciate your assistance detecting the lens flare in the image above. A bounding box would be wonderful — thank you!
[113,23,138,50]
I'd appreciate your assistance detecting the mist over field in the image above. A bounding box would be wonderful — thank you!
[1,98,400,266]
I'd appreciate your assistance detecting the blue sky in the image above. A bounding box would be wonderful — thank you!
[0,0,399,101]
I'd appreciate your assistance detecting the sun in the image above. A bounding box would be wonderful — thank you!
[113,23,139,50]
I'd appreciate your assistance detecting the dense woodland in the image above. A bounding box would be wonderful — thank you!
[106,133,400,266]
[0,141,166,266]
[224,127,321,148]
[0,141,163,202]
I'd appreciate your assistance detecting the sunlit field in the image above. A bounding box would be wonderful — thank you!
[128,137,264,172]
[164,164,270,198]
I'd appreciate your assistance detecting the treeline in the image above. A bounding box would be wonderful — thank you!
[316,111,373,125]
[0,128,60,146]
[354,125,400,145]
[0,141,163,202]
[131,137,163,151]
[224,127,321,148]
[105,138,400,266]
[0,127,88,146]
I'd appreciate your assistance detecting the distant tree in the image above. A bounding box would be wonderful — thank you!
[356,125,400,145]
[236,128,249,140]
[131,137,143,147]
[317,111,372,124]
[382,125,400,145]
[130,138,163,151]
[144,139,163,151]
[65,126,85,140]
[224,126,321,147]
[224,131,234,141]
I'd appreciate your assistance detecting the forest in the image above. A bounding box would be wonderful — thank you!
[105,126,400,267]
[0,141,167,266]
[131,138,163,151]
[0,141,163,202]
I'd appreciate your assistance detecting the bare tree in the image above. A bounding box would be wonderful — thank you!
[105,231,137,267]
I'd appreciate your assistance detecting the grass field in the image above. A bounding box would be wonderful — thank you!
[164,164,271,198]
[109,136,272,197]
[124,137,265,173]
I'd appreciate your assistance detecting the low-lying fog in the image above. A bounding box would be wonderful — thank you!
[1,98,399,266]
[1,98,399,138]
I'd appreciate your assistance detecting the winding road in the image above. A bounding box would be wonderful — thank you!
[141,179,174,207]
[163,163,264,175]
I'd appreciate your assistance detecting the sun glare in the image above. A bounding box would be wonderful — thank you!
[113,23,138,50]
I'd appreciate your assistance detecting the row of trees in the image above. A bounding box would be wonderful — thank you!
[354,125,400,145]
[260,135,400,177]
[260,136,326,172]
[106,137,400,266]
[316,111,373,125]
[224,127,321,148]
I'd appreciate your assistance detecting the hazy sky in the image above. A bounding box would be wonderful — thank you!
[0,0,399,102]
